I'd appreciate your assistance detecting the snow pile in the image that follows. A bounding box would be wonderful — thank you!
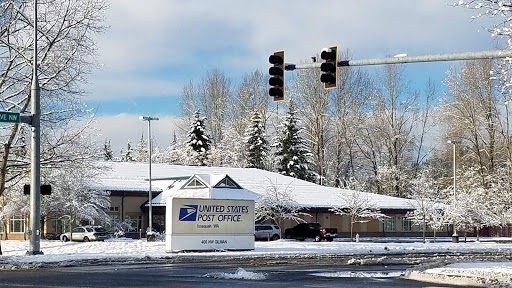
[312,271,403,278]
[203,268,267,280]
[425,262,512,287]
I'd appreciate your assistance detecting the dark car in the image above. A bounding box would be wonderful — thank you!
[284,222,337,242]
[60,226,109,242]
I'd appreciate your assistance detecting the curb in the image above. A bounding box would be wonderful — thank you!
[404,270,486,287]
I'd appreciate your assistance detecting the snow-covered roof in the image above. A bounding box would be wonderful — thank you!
[149,174,260,206]
[95,161,414,210]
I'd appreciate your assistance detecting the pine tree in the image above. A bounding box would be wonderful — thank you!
[103,139,114,161]
[245,111,268,169]
[272,101,317,182]
[124,140,134,162]
[186,110,211,166]
[134,134,148,162]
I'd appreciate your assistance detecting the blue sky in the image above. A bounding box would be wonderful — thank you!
[85,0,502,153]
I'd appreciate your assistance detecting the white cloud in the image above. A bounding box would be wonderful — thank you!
[88,0,501,103]
[90,113,184,154]
[87,71,182,100]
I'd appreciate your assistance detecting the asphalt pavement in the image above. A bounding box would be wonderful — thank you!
[0,262,466,288]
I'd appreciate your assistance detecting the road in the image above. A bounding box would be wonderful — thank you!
[0,262,463,288]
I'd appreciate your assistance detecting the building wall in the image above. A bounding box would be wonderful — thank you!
[277,210,451,239]
[1,214,29,240]
[1,191,153,240]
[109,193,151,237]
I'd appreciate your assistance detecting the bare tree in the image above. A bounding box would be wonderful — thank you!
[0,0,108,197]
[365,64,419,197]
[329,50,373,187]
[330,188,387,242]
[231,70,269,137]
[444,59,502,185]
[255,178,310,232]
[406,169,445,243]
[198,69,231,146]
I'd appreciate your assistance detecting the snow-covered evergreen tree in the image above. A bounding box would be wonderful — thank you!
[186,110,211,166]
[124,140,134,162]
[103,139,113,161]
[133,134,148,162]
[272,101,316,182]
[160,131,188,165]
[245,111,268,169]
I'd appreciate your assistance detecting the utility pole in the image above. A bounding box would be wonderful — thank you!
[27,0,42,255]
[284,49,512,70]
[139,116,159,241]
[447,140,462,243]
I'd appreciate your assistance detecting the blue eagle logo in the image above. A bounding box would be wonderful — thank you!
[178,205,198,221]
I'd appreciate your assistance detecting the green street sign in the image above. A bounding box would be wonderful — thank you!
[0,111,20,123]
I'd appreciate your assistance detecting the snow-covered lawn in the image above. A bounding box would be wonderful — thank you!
[1,237,512,263]
[1,237,512,285]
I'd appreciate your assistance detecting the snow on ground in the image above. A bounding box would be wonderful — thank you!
[423,262,512,287]
[2,237,512,262]
[1,237,512,285]
[204,267,267,280]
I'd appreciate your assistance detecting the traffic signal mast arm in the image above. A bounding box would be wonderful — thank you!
[284,49,512,70]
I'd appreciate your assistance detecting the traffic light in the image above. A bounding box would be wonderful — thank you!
[320,46,338,89]
[23,184,52,195]
[269,50,285,102]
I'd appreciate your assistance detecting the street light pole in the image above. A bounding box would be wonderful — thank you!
[139,116,159,240]
[27,0,43,255]
[447,140,462,243]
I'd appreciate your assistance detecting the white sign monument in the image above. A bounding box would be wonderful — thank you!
[166,197,255,252]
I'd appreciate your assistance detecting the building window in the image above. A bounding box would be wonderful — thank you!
[401,217,412,232]
[125,215,142,232]
[383,217,395,232]
[214,176,241,189]
[51,218,71,234]
[183,178,206,189]
[80,220,94,226]
[111,214,120,224]
[109,206,119,212]
[153,215,165,232]
[10,215,25,233]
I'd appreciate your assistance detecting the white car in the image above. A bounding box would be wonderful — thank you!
[255,224,281,241]
[60,226,109,242]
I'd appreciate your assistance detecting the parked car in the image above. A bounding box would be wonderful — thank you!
[284,222,337,242]
[255,224,281,241]
[60,226,109,242]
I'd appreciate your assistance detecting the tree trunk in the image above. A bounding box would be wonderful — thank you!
[422,220,426,243]
[350,221,354,242]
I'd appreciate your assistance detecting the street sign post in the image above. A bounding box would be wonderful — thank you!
[0,111,20,123]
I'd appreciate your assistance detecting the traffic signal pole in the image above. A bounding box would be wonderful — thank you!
[284,49,512,70]
[27,0,42,255]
